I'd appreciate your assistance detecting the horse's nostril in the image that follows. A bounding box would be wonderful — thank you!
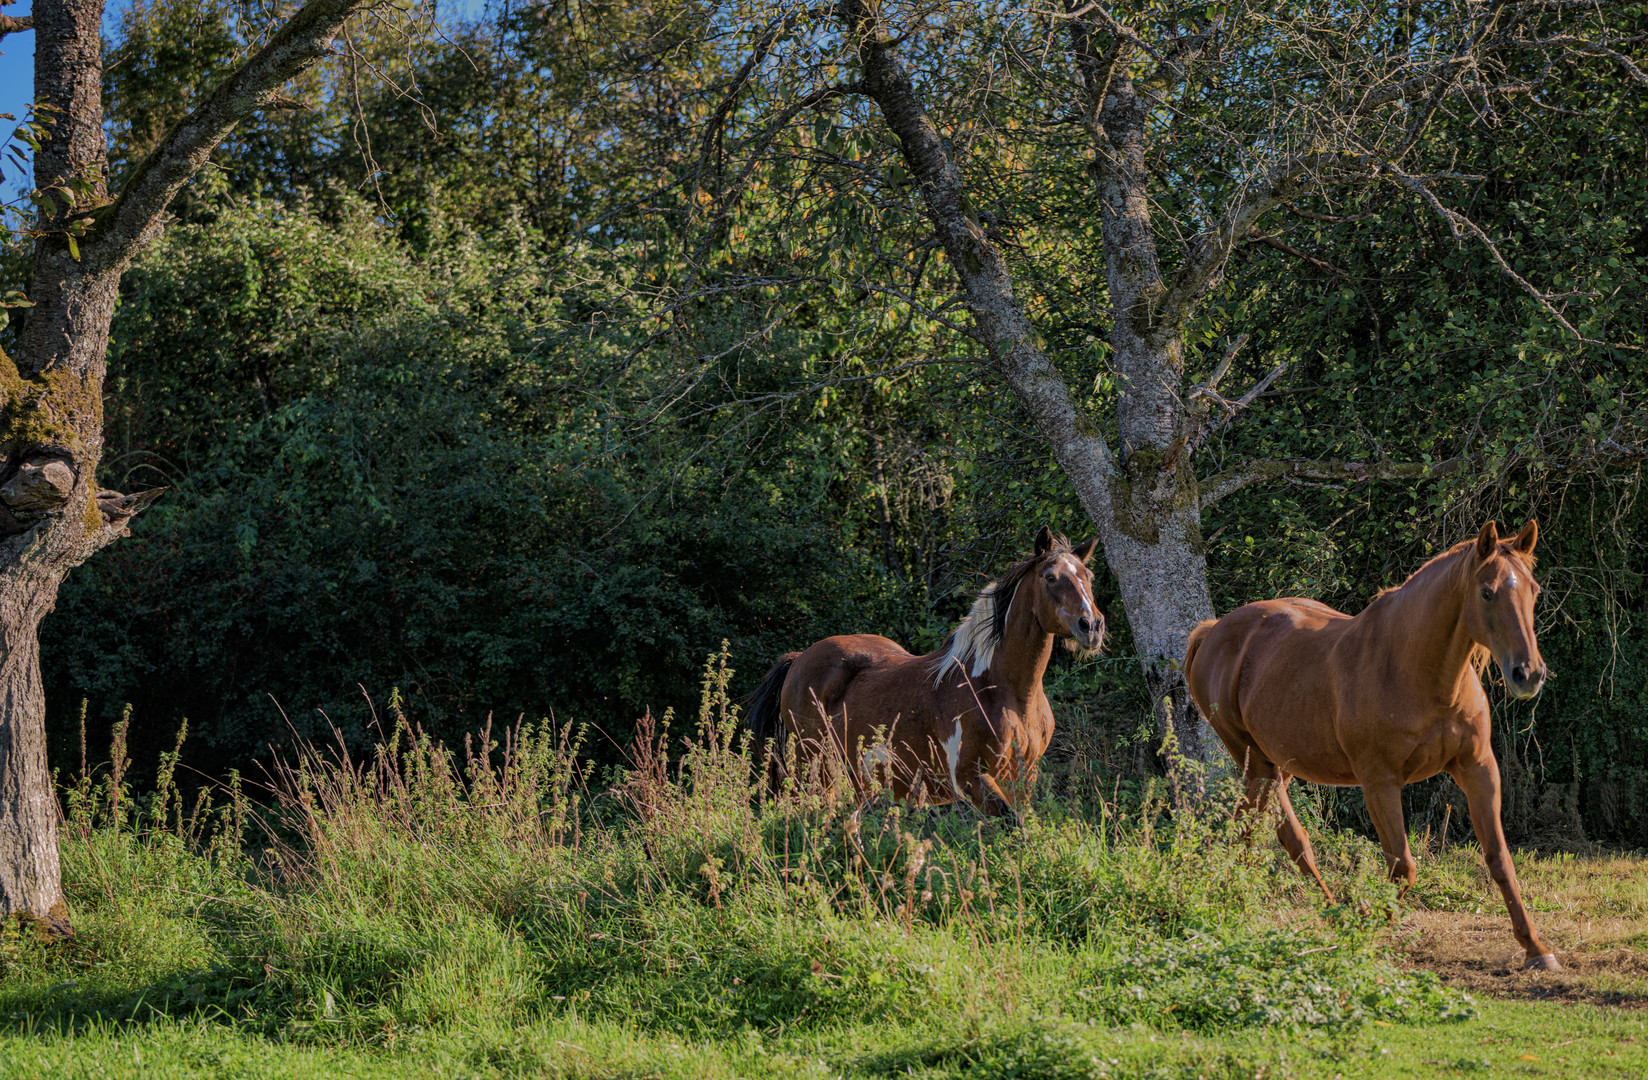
[1511,663,1530,684]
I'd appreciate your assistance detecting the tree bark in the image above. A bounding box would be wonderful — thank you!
[1,0,376,928]
[0,526,111,933]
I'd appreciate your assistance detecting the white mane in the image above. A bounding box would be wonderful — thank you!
[931,583,1002,687]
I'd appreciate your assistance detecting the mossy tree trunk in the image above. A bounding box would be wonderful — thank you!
[0,0,380,930]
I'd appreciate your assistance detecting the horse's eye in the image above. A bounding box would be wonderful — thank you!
[1043,573,1057,583]
[1480,586,1495,601]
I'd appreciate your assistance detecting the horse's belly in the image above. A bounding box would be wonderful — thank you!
[1244,725,1360,786]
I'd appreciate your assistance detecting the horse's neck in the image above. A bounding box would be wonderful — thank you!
[1369,550,1479,699]
[992,586,1055,704]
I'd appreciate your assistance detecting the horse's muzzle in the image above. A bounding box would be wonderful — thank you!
[1071,614,1106,652]
[1504,659,1546,699]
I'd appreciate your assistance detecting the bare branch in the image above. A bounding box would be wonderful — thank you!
[1245,227,1352,280]
[82,488,167,557]
[1155,150,1353,329]
[1381,164,1632,349]
[1284,202,1378,225]
[0,14,32,40]
[1193,334,1249,398]
[680,80,862,289]
[1187,345,1286,454]
[1199,457,1465,509]
[685,17,791,225]
[87,0,380,274]
[1526,33,1648,86]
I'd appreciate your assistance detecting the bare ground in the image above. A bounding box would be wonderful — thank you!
[1395,854,1648,1007]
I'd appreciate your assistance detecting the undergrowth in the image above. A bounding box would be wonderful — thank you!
[0,647,1474,1077]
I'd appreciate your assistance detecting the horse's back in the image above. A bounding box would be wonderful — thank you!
[814,633,915,661]
[781,634,920,720]
[1188,596,1345,671]
[792,633,916,678]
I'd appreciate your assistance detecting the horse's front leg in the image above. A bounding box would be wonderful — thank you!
[1450,758,1560,970]
[972,771,1019,822]
[1361,779,1419,895]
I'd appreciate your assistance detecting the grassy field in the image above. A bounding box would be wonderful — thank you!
[2,663,1644,1078]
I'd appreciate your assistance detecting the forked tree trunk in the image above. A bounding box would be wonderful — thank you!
[845,4,1223,776]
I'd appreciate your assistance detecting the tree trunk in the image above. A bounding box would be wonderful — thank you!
[1098,504,1220,775]
[0,544,81,934]
[0,0,377,926]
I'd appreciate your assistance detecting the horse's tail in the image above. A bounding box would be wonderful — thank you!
[746,652,799,781]
[1182,618,1219,682]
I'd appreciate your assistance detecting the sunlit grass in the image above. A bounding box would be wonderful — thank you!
[1,648,1643,1077]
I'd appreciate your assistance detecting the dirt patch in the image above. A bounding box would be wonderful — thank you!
[1397,909,1648,1007]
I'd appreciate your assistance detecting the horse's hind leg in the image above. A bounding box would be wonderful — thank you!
[1273,775,1334,904]
[1451,758,1559,970]
[1362,780,1419,896]
[1233,764,1278,841]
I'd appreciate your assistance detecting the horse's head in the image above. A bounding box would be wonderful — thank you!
[1464,520,1545,700]
[1026,525,1104,651]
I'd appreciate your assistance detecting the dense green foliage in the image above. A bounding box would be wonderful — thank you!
[42,198,897,767]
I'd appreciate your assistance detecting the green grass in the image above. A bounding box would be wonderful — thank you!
[1,999,1644,1078]
[2,655,1645,1078]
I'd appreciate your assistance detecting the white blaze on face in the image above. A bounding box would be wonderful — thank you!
[1051,554,1096,628]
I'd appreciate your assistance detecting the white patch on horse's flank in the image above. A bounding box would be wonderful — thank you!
[942,719,964,801]
[932,583,1003,685]
[860,742,892,779]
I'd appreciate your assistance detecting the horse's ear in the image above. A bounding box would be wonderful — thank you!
[1034,525,1054,556]
[1073,537,1099,564]
[1475,521,1500,560]
[1513,519,1538,555]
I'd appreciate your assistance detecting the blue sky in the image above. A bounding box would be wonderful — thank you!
[1,0,490,198]
[1,1,33,162]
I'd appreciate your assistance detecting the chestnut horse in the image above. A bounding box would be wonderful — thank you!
[747,527,1104,816]
[1183,521,1558,969]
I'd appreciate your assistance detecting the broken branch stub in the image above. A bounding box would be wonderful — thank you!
[0,459,75,514]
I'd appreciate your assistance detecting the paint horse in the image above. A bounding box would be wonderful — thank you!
[747,527,1104,816]
[1184,521,1558,970]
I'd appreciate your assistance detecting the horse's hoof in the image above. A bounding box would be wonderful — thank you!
[1525,953,1561,972]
